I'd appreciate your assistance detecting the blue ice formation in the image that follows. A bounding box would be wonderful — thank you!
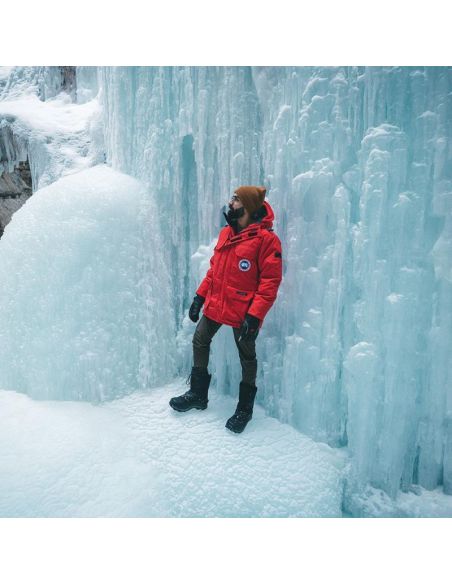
[0,66,451,516]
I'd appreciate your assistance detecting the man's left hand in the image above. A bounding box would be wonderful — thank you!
[238,314,260,342]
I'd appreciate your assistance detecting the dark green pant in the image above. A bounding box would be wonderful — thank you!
[192,315,258,386]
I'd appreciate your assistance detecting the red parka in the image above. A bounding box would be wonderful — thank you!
[196,201,283,328]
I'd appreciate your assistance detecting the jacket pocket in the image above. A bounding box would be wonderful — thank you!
[224,284,255,323]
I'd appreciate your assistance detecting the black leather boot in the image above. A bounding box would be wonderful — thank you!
[169,367,212,412]
[225,382,258,433]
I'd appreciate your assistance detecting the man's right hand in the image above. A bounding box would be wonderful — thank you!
[189,294,205,323]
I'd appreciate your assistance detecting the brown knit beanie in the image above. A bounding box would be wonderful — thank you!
[234,185,266,216]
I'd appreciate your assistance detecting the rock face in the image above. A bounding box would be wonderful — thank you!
[60,66,76,99]
[0,65,81,237]
[0,160,32,237]
[0,119,33,237]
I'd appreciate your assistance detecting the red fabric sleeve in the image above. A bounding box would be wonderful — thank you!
[247,232,283,321]
[196,227,229,298]
[196,251,215,298]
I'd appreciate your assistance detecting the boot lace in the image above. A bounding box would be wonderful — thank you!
[183,391,197,401]
[233,409,251,422]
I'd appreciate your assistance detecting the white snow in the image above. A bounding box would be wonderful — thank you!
[0,382,344,517]
[0,91,103,188]
[0,93,98,135]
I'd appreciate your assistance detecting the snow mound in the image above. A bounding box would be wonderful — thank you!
[0,165,176,401]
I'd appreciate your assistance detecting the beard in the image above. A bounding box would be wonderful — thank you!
[222,203,246,230]
[225,203,245,223]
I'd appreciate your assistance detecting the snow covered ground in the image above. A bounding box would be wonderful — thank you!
[346,483,452,518]
[2,380,452,518]
[0,381,344,517]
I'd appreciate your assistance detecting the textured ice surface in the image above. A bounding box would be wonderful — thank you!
[0,382,344,517]
[0,165,176,400]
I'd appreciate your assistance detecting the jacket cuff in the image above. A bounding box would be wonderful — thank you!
[196,281,209,297]
[247,307,264,321]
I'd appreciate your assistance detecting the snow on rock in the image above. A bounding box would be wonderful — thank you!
[0,382,344,517]
[0,92,104,188]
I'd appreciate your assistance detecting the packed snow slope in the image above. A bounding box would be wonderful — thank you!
[0,382,344,518]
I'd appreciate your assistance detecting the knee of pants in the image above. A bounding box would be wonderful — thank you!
[192,329,211,350]
[239,356,257,367]
[236,339,257,360]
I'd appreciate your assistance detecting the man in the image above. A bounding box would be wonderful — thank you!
[169,185,283,433]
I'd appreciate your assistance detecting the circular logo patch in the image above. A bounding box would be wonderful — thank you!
[238,259,251,271]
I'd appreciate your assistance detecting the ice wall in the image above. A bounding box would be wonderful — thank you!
[96,67,263,328]
[94,67,452,507]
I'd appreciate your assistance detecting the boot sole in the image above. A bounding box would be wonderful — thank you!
[225,422,247,433]
[169,402,207,413]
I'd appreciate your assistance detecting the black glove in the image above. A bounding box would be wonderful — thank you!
[189,294,205,323]
[238,313,260,342]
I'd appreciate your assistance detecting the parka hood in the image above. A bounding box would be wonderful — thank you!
[253,200,275,229]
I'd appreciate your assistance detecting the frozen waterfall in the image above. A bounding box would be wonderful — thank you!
[0,66,451,516]
[94,67,452,507]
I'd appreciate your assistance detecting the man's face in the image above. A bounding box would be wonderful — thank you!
[229,194,244,211]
